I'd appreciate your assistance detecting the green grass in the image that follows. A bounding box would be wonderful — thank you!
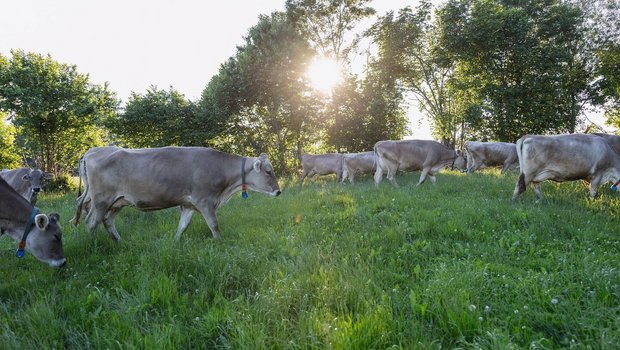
[2,170,620,349]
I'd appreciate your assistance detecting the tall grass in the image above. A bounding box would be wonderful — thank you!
[1,171,619,348]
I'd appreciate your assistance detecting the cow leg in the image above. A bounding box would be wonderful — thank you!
[175,206,195,241]
[341,168,349,183]
[85,200,107,234]
[299,171,307,185]
[418,167,431,186]
[500,163,509,175]
[532,182,543,200]
[102,207,122,242]
[512,173,527,201]
[588,177,601,199]
[197,202,221,239]
[429,174,437,184]
[374,165,384,186]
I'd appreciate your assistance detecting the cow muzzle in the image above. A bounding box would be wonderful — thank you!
[49,258,67,268]
[33,187,41,193]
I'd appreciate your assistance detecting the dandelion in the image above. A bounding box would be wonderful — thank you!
[551,298,559,305]
[194,317,200,321]
[479,316,483,321]
[514,309,519,314]
[469,304,476,311]
[484,305,491,313]
[523,305,529,310]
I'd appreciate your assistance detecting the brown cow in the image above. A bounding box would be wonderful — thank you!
[75,147,281,241]
[374,140,467,187]
[341,151,375,184]
[0,168,53,205]
[512,133,620,200]
[0,177,66,267]
[299,153,344,185]
[465,141,518,174]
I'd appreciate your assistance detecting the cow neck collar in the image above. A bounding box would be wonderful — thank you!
[16,207,39,258]
[449,152,457,171]
[241,158,248,199]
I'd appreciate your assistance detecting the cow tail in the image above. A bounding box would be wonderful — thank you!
[71,157,88,226]
[77,156,83,197]
[516,137,526,194]
[373,143,384,174]
[517,173,526,194]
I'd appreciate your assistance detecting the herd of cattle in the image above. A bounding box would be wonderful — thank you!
[3,132,620,268]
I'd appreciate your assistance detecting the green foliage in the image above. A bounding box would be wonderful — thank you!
[0,50,117,174]
[3,172,620,347]
[199,12,321,174]
[286,0,375,62]
[438,0,589,141]
[368,1,465,147]
[44,174,78,193]
[327,74,408,152]
[0,113,21,169]
[106,86,199,147]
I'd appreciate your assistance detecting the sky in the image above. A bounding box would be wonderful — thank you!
[0,0,609,140]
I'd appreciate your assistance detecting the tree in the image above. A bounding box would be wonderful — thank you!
[0,113,21,169]
[326,72,408,152]
[0,50,118,174]
[106,86,198,148]
[577,0,620,127]
[368,2,466,147]
[199,12,321,174]
[437,0,589,141]
[286,0,375,64]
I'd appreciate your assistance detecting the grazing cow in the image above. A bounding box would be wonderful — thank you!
[593,133,620,155]
[299,153,344,185]
[74,147,281,241]
[341,151,375,184]
[465,141,518,174]
[512,133,620,200]
[374,140,467,187]
[0,168,53,205]
[0,177,66,267]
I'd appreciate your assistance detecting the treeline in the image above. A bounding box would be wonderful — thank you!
[1,0,619,175]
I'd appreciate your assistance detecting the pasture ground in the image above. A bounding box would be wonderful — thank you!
[1,170,620,348]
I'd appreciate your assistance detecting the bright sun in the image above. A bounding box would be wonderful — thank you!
[307,57,342,94]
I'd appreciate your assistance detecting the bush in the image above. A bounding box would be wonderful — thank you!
[46,174,79,193]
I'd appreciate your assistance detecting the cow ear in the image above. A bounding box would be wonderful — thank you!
[22,174,32,181]
[49,212,60,223]
[44,172,54,180]
[253,159,262,172]
[35,214,49,230]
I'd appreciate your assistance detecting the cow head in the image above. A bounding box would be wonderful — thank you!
[22,169,53,195]
[25,212,66,268]
[246,154,281,196]
[452,150,467,172]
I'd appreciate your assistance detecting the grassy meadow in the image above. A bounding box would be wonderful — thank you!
[1,170,620,349]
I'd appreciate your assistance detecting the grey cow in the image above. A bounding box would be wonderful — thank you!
[0,177,66,267]
[74,146,281,242]
[374,139,467,187]
[0,168,53,205]
[512,133,620,200]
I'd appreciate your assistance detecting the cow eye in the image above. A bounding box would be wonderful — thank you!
[266,170,272,175]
